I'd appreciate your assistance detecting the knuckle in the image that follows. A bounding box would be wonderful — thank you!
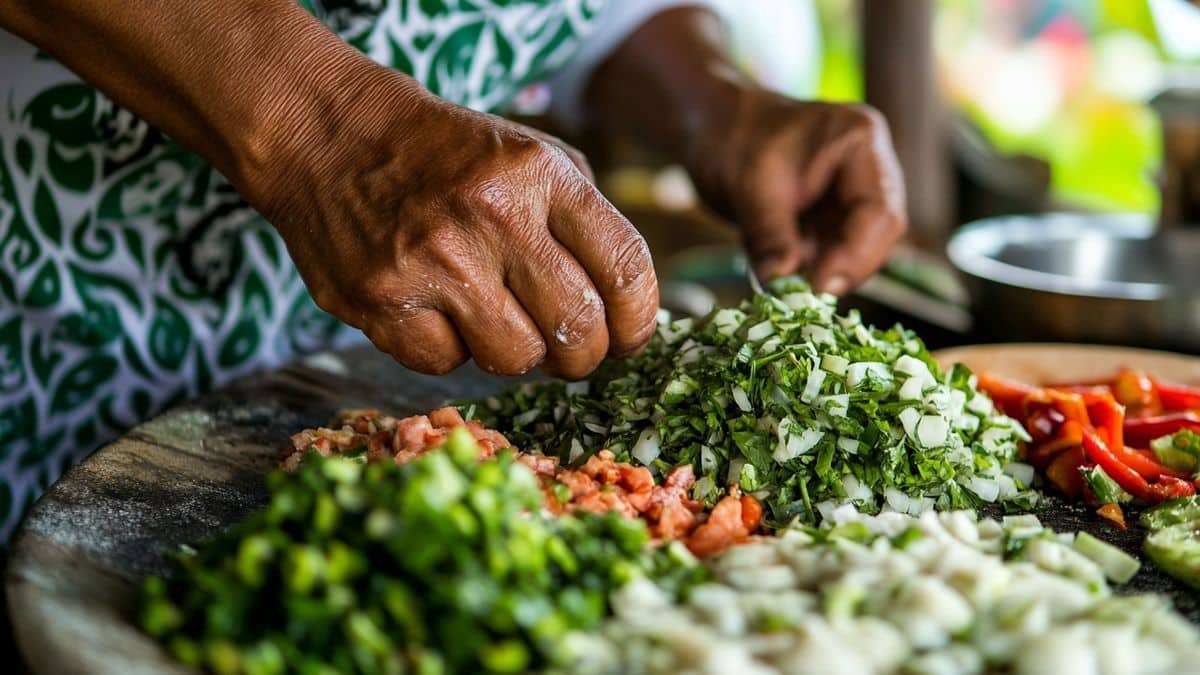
[552,288,605,351]
[481,335,546,376]
[405,341,465,375]
[625,308,658,351]
[845,103,887,130]
[420,354,461,376]
[456,178,524,225]
[609,230,654,292]
[548,352,604,381]
[411,228,482,283]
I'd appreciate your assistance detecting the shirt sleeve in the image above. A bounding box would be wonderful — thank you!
[547,0,726,133]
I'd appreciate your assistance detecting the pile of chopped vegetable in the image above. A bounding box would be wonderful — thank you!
[139,429,707,675]
[470,277,1034,525]
[979,369,1200,528]
[554,508,1200,675]
[281,407,762,557]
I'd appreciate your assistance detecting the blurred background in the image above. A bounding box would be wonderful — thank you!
[518,0,1200,354]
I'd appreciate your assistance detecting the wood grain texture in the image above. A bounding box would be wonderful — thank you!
[6,343,1200,674]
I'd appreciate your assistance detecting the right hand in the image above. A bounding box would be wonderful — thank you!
[243,65,658,379]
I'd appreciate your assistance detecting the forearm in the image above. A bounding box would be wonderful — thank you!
[584,6,754,167]
[0,0,406,199]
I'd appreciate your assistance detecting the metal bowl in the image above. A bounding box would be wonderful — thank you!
[947,212,1200,352]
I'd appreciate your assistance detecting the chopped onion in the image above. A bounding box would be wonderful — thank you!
[966,475,1000,503]
[917,416,949,448]
[801,369,826,404]
[712,308,745,336]
[568,438,585,464]
[821,394,849,417]
[801,324,834,345]
[837,437,861,455]
[727,457,747,485]
[898,407,921,438]
[842,474,873,502]
[899,377,925,401]
[731,385,753,412]
[1003,462,1035,487]
[631,428,661,466]
[513,408,542,428]
[821,354,849,376]
[747,320,776,342]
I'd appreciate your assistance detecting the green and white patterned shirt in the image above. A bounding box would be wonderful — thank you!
[0,0,703,540]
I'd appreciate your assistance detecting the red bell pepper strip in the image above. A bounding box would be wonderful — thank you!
[1080,391,1125,457]
[1111,369,1161,416]
[1119,446,1192,480]
[1152,379,1200,412]
[1123,412,1200,447]
[1027,420,1084,466]
[1149,476,1197,501]
[1044,445,1085,498]
[1080,426,1153,502]
[977,373,1037,419]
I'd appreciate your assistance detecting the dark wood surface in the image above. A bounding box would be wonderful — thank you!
[6,344,1199,675]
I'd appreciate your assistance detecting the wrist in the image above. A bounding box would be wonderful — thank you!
[225,25,434,213]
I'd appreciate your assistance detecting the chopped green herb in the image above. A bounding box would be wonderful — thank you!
[468,278,1029,525]
[139,430,707,674]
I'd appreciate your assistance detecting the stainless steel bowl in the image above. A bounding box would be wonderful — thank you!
[947,212,1200,352]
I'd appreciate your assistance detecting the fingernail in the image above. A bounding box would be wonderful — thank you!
[819,275,850,296]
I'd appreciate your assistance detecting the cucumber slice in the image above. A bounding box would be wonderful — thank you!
[1144,522,1200,590]
[1074,531,1140,584]
[1141,496,1200,531]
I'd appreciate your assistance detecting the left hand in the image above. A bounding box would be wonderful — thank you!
[685,89,907,295]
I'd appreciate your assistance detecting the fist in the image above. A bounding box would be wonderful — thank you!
[248,67,658,379]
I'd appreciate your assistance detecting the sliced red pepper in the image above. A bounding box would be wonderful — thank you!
[1152,379,1200,412]
[1021,390,1089,428]
[1048,385,1113,396]
[1080,426,1153,502]
[1111,369,1161,416]
[977,373,1037,419]
[1079,391,1125,456]
[1027,419,1084,467]
[1149,475,1197,501]
[1044,445,1085,498]
[1123,412,1200,447]
[1117,446,1192,480]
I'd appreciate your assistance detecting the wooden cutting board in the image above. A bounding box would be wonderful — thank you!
[7,343,1200,674]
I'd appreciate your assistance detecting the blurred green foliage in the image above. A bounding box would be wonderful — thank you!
[812,0,1167,213]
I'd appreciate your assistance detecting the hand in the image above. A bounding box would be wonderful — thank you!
[246,66,657,379]
[687,90,906,295]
